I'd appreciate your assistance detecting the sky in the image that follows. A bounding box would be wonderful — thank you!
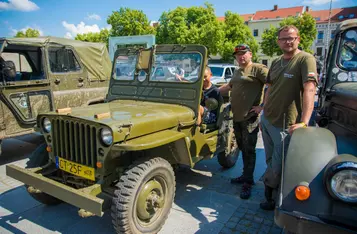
[0,0,356,39]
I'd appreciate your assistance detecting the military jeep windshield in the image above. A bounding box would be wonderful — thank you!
[339,28,357,74]
[114,52,202,83]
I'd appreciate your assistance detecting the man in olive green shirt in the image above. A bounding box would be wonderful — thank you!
[259,25,318,210]
[219,44,268,199]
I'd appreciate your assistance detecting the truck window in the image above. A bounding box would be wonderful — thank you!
[48,47,81,73]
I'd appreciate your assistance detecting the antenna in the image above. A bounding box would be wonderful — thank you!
[278,113,286,207]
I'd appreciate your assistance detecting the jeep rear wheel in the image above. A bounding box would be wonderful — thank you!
[25,143,62,205]
[217,128,239,168]
[112,157,175,234]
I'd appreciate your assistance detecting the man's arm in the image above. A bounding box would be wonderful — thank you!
[300,81,316,125]
[218,83,231,93]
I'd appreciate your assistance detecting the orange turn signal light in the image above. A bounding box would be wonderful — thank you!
[96,161,103,168]
[295,185,311,201]
[46,146,52,152]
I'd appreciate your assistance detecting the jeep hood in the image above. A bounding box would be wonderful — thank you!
[48,100,195,142]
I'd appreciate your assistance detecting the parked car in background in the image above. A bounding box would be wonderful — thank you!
[208,64,238,85]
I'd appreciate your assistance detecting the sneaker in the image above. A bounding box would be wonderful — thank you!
[240,183,252,199]
[260,200,275,210]
[230,175,245,184]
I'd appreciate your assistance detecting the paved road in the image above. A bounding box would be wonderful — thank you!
[0,132,283,234]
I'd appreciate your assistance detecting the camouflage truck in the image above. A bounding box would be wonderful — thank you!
[0,37,111,154]
[275,19,357,233]
[6,44,238,233]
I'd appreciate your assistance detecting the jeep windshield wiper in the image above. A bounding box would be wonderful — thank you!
[343,43,357,56]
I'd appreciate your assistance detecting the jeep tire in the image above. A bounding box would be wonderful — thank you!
[112,157,175,234]
[217,127,238,168]
[25,143,62,205]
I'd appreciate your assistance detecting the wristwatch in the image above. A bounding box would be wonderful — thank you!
[259,103,264,107]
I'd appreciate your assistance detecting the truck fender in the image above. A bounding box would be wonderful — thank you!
[280,127,337,205]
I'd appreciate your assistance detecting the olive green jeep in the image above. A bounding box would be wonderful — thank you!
[6,44,238,233]
[0,37,111,154]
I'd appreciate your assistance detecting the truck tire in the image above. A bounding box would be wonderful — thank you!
[217,128,238,168]
[112,157,175,234]
[25,143,62,205]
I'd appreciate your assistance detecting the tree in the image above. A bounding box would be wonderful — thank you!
[75,28,110,47]
[107,7,154,37]
[156,3,225,56]
[15,28,40,38]
[219,11,258,62]
[260,13,317,56]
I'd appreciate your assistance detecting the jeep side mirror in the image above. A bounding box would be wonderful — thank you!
[136,47,154,74]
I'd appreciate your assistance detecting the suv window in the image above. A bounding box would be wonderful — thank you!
[1,52,32,73]
[48,47,81,73]
[225,67,232,77]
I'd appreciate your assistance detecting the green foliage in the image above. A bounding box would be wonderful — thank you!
[156,3,225,56]
[220,11,258,62]
[156,3,257,63]
[75,29,110,47]
[260,12,317,56]
[107,7,155,37]
[15,28,40,38]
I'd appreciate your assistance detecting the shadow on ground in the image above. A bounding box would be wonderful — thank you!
[0,149,278,234]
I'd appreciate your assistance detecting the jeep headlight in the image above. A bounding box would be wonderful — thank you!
[331,169,357,202]
[100,127,113,146]
[42,118,51,133]
[325,159,357,203]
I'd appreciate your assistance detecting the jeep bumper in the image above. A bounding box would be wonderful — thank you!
[275,208,356,234]
[6,164,104,217]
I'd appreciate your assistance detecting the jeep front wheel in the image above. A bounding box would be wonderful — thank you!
[217,128,239,168]
[112,157,175,234]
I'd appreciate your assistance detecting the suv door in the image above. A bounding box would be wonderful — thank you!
[0,45,53,137]
[46,45,88,109]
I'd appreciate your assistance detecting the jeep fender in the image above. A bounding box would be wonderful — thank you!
[114,130,193,167]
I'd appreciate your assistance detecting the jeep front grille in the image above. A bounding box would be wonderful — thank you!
[52,119,98,168]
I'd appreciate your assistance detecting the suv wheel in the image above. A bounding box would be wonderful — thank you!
[112,157,175,234]
[25,143,62,205]
[217,127,239,168]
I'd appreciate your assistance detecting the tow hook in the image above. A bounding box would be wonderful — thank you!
[78,209,95,218]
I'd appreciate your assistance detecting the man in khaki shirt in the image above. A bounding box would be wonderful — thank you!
[259,25,318,210]
[219,44,268,199]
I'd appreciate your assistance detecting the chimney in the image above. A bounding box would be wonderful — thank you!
[306,6,310,12]
[274,5,278,11]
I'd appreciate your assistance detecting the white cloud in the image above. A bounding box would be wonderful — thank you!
[302,0,338,5]
[87,13,101,21]
[0,0,39,12]
[10,26,44,36]
[62,21,111,38]
[64,32,72,39]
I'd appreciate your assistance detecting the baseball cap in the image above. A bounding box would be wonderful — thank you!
[233,44,251,56]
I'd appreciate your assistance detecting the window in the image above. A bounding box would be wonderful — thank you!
[331,30,336,39]
[224,67,232,77]
[316,47,323,56]
[48,47,81,73]
[315,17,320,21]
[318,31,324,40]
[349,14,355,19]
[338,15,344,20]
[253,29,259,37]
[262,59,268,66]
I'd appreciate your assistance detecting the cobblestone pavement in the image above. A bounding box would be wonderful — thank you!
[0,132,283,234]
